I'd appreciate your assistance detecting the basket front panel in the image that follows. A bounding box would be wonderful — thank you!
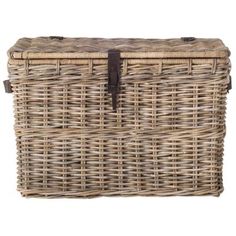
[8,58,229,197]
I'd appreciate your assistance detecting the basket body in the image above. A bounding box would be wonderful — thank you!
[7,37,231,197]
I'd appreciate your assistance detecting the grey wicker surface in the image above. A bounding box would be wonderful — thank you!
[8,37,229,59]
[8,37,230,197]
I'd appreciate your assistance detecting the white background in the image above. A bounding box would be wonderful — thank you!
[0,0,235,235]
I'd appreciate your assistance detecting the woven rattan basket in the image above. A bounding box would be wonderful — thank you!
[5,37,231,197]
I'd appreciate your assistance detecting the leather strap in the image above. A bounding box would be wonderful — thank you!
[108,49,120,111]
[3,80,13,93]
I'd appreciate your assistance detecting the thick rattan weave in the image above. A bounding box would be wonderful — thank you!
[7,37,231,197]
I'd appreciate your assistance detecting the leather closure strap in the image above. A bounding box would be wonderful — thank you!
[108,49,121,111]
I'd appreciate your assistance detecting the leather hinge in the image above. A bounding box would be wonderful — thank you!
[108,49,121,111]
[181,37,196,42]
[49,36,64,40]
[3,80,13,93]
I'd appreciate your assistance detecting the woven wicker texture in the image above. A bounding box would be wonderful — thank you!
[8,37,230,197]
[8,37,229,59]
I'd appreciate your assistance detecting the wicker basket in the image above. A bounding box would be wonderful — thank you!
[5,37,231,197]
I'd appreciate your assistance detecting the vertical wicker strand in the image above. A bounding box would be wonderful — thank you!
[15,86,22,191]
[134,82,141,191]
[152,80,159,189]
[81,73,86,192]
[23,60,29,194]
[43,63,49,194]
[189,59,198,192]
[159,61,163,75]
[98,61,105,192]
[212,59,217,74]
[211,60,217,194]
[117,107,123,192]
[171,83,177,192]
[193,84,198,191]
[116,60,126,192]
[211,84,216,193]
[123,59,128,76]
[62,63,68,193]
[99,81,104,191]
[88,59,93,75]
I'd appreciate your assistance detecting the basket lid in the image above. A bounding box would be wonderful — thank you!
[8,37,230,59]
